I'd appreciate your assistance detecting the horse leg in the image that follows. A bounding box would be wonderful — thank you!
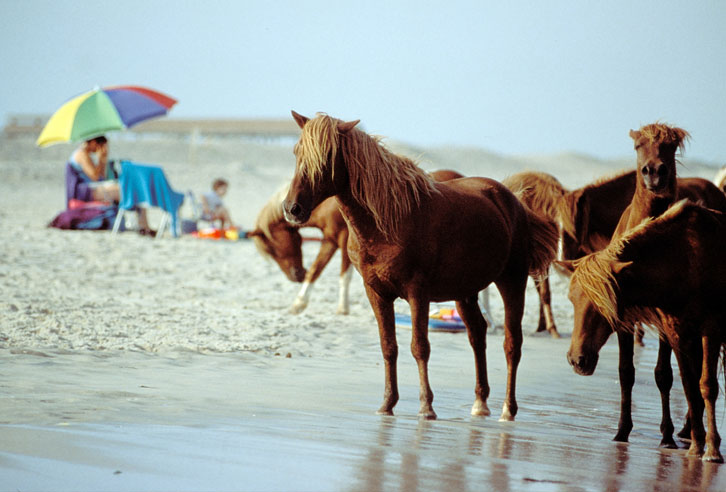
[614,330,635,442]
[456,295,490,417]
[408,296,436,419]
[654,337,677,448]
[495,274,526,422]
[290,240,338,314]
[700,334,723,463]
[337,246,352,315]
[534,276,560,338]
[366,286,399,416]
[673,340,706,458]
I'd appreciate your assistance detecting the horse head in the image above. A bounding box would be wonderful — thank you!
[284,111,359,225]
[248,224,306,282]
[564,274,613,375]
[629,124,689,195]
[560,256,630,376]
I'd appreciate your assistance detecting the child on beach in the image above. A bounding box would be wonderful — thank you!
[201,178,235,229]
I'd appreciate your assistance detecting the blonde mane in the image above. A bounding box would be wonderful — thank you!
[253,184,291,258]
[636,123,690,155]
[502,171,568,221]
[295,113,439,241]
[572,200,692,328]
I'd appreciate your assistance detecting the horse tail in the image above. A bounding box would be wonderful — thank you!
[524,207,559,278]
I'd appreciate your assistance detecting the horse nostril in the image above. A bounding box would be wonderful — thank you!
[290,203,302,217]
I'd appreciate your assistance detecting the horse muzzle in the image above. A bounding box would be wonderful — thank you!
[288,266,307,283]
[283,200,310,225]
[567,350,598,376]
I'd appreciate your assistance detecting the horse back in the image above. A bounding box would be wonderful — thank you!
[677,177,726,213]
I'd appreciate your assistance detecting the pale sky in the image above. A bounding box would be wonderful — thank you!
[2,0,725,164]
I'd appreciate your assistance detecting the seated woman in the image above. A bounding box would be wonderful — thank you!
[69,136,153,235]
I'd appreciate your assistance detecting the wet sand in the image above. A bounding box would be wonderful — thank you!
[1,135,725,490]
[1,335,724,491]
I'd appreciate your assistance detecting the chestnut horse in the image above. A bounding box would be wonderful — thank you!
[501,169,726,338]
[284,111,558,420]
[565,200,726,462]
[502,171,568,338]
[249,189,352,314]
[250,169,465,315]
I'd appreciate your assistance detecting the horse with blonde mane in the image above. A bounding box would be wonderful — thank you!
[564,200,726,462]
[283,111,558,420]
[249,169,465,314]
[562,123,695,449]
[249,190,352,314]
[502,171,568,338]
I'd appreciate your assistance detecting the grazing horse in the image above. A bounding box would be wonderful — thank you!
[250,169,465,314]
[249,188,352,314]
[283,111,558,420]
[502,171,568,338]
[564,200,726,462]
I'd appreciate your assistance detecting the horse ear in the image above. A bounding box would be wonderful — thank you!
[629,129,641,142]
[291,111,309,129]
[338,119,360,134]
[611,260,633,275]
[555,260,576,274]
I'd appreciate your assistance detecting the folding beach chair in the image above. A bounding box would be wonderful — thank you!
[111,160,185,238]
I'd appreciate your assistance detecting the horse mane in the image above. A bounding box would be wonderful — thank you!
[296,113,439,240]
[714,166,726,192]
[572,199,693,328]
[253,184,291,258]
[636,123,690,155]
[502,171,568,221]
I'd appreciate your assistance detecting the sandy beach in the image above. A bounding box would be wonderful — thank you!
[1,133,725,491]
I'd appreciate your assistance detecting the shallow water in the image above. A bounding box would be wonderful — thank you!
[1,333,724,491]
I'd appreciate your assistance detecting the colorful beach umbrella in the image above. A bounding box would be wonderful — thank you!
[36,85,177,147]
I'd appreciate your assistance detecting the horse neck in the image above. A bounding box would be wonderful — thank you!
[631,181,677,221]
[333,187,387,242]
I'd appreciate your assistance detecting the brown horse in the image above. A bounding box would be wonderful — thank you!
[502,171,568,338]
[283,111,558,420]
[560,172,726,262]
[250,169,465,314]
[564,200,726,462]
[249,188,352,314]
[502,169,726,338]
[562,124,691,448]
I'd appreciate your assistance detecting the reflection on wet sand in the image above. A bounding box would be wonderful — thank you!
[350,414,726,492]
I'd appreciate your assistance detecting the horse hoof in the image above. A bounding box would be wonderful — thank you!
[471,400,491,417]
[336,307,350,315]
[702,452,724,463]
[289,302,307,314]
[419,411,437,420]
[686,443,704,458]
[613,432,630,443]
[376,408,394,416]
[548,329,561,339]
[499,404,515,422]
[659,439,678,449]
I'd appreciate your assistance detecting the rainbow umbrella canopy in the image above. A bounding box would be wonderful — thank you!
[36,85,177,147]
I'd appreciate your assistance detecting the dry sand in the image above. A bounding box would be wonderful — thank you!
[1,134,725,491]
